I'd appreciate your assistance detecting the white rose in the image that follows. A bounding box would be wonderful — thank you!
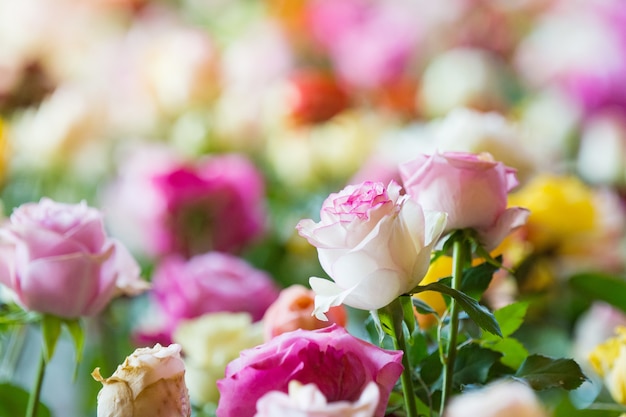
[92,343,191,417]
[296,181,446,318]
[254,381,379,417]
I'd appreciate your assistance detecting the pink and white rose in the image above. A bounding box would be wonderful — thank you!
[0,198,147,318]
[216,324,403,417]
[296,181,446,318]
[400,151,529,250]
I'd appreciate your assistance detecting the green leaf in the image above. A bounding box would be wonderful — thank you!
[41,314,62,362]
[515,354,587,390]
[414,282,502,337]
[412,297,438,315]
[453,344,502,386]
[483,337,529,369]
[570,272,626,314]
[0,383,51,417]
[460,257,501,300]
[64,318,84,379]
[0,303,40,325]
[483,301,529,342]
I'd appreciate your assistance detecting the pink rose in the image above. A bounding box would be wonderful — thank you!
[135,251,279,346]
[262,284,348,341]
[0,198,147,318]
[400,152,529,249]
[296,181,446,318]
[103,146,267,258]
[216,324,403,417]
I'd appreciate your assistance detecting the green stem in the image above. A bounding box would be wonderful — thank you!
[440,238,468,415]
[25,349,46,417]
[389,297,419,417]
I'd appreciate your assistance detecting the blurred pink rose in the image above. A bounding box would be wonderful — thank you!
[296,181,446,318]
[216,324,403,417]
[104,147,267,258]
[305,0,420,90]
[135,251,279,346]
[262,284,348,341]
[0,198,147,318]
[400,152,529,249]
[255,380,379,417]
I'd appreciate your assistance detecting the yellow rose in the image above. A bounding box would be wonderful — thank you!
[173,312,263,405]
[589,326,626,405]
[92,343,190,417]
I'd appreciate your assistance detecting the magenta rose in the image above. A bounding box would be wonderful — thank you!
[103,146,267,259]
[216,324,403,417]
[0,198,147,318]
[399,151,529,249]
[135,251,280,346]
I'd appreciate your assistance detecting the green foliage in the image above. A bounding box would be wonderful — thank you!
[413,281,502,337]
[515,355,587,391]
[570,272,626,314]
[0,383,51,417]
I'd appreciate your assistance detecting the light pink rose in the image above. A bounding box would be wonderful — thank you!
[262,284,348,341]
[296,181,446,318]
[135,251,279,346]
[216,324,403,417]
[104,146,267,258]
[254,380,379,417]
[0,198,147,318]
[400,151,529,249]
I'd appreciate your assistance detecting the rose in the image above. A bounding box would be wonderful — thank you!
[262,284,348,341]
[589,326,626,405]
[216,324,403,417]
[0,198,147,318]
[296,180,446,318]
[173,312,264,405]
[103,146,267,258]
[92,343,191,417]
[400,151,529,250]
[254,380,379,417]
[134,251,279,346]
[443,380,547,417]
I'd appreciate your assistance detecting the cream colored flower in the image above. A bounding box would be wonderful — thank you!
[254,380,379,417]
[173,312,263,405]
[589,326,626,405]
[92,343,190,417]
[443,380,547,417]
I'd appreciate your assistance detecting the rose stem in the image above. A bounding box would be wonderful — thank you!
[25,349,46,417]
[439,237,469,415]
[390,296,419,417]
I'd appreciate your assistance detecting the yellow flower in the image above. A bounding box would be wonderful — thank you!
[508,174,596,253]
[414,256,451,328]
[589,326,626,405]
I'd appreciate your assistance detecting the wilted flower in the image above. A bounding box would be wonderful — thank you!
[296,180,446,318]
[92,343,191,417]
[216,324,403,417]
[173,312,263,405]
[0,198,147,318]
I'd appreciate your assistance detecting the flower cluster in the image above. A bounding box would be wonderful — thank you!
[2,1,626,417]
